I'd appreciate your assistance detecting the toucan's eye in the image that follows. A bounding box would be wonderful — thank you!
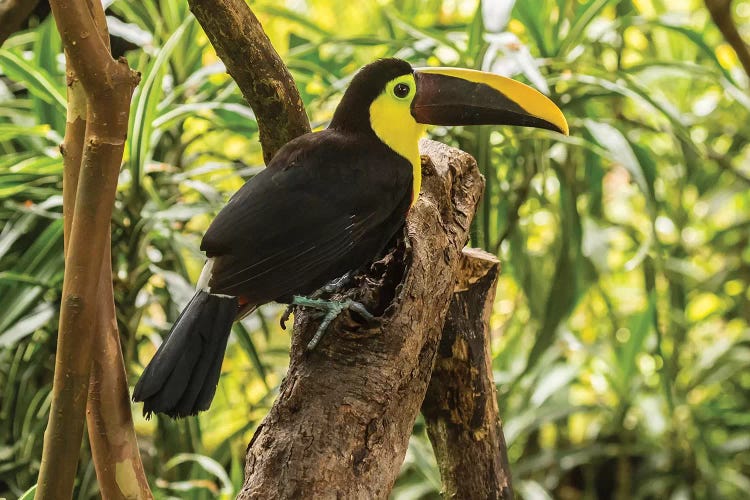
[394,83,410,98]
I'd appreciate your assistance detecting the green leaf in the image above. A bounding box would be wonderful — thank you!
[615,292,655,390]
[0,303,54,347]
[514,0,550,56]
[645,18,737,85]
[255,5,333,36]
[0,49,66,113]
[153,102,256,131]
[0,124,55,142]
[233,321,269,391]
[18,484,37,500]
[31,17,65,135]
[128,16,194,197]
[163,453,233,495]
[524,170,586,374]
[583,119,654,207]
[559,0,621,55]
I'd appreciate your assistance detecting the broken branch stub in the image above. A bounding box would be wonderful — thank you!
[422,248,513,499]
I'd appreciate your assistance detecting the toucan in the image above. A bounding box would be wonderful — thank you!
[132,58,568,418]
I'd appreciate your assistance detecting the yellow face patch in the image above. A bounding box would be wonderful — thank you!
[369,74,427,208]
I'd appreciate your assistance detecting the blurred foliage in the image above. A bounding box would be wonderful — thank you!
[1,0,750,498]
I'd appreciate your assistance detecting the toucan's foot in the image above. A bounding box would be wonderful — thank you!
[280,272,356,330]
[290,295,375,350]
[280,302,328,330]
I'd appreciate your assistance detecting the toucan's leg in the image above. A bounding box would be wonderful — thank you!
[279,299,330,330]
[289,296,375,350]
[279,272,355,330]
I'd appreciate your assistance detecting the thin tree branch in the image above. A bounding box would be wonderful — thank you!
[87,249,153,498]
[422,248,514,499]
[705,0,750,80]
[0,0,40,47]
[36,0,140,497]
[187,0,310,163]
[239,140,484,498]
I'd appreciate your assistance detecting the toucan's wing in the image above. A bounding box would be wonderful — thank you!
[200,130,411,302]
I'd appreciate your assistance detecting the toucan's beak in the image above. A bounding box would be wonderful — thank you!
[411,67,569,135]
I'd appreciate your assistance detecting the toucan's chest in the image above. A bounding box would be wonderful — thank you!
[342,140,414,197]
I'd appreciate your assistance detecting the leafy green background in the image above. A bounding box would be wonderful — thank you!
[1,0,749,498]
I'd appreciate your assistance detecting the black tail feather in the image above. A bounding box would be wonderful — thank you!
[133,291,238,418]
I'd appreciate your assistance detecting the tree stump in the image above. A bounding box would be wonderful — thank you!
[422,248,513,499]
[239,140,512,498]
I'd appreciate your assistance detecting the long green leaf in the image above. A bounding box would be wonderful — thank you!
[0,50,66,113]
[128,16,193,197]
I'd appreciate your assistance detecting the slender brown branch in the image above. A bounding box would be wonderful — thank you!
[422,248,513,499]
[57,9,152,496]
[0,0,40,47]
[60,74,85,244]
[188,0,310,163]
[36,0,140,497]
[238,140,484,498]
[87,245,153,498]
[705,0,750,80]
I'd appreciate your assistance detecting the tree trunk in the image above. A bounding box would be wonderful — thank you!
[422,248,513,499]
[238,139,484,498]
[36,0,141,497]
[56,9,151,497]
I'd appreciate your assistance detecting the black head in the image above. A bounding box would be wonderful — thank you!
[329,58,569,139]
[329,58,414,132]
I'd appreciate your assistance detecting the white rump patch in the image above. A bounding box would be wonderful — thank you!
[197,258,215,292]
[196,258,234,298]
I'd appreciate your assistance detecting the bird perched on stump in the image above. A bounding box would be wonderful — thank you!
[133,58,568,418]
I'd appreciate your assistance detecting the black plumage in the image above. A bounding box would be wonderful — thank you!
[203,130,413,301]
[134,291,237,417]
[134,60,415,418]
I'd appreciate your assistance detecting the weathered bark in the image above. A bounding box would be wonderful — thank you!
[188,0,310,163]
[36,0,140,497]
[238,140,484,498]
[705,0,750,80]
[0,0,40,46]
[422,248,513,500]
